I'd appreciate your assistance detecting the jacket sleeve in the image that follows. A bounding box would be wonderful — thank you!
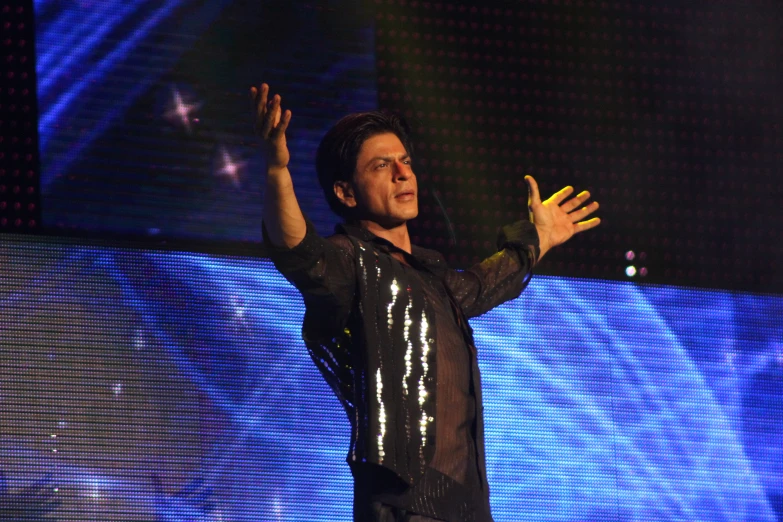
[444,220,540,319]
[262,217,357,327]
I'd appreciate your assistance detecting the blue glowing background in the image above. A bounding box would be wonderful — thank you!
[35,0,374,240]
[1,234,781,521]
[25,1,783,520]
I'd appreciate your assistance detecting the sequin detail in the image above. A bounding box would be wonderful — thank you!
[376,368,386,462]
[358,244,366,285]
[402,290,413,396]
[418,311,431,457]
[388,278,399,329]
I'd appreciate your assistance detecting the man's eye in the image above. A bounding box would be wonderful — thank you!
[376,163,387,169]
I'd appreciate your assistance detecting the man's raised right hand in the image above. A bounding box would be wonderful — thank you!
[251,83,292,173]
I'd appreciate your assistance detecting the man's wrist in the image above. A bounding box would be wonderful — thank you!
[267,165,290,176]
[535,225,552,261]
[266,166,293,188]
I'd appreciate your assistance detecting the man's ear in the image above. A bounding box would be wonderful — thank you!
[334,181,357,208]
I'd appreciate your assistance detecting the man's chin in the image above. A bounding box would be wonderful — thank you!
[396,210,418,225]
[358,207,419,229]
[385,212,418,229]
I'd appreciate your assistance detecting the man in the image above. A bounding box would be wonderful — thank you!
[254,83,600,521]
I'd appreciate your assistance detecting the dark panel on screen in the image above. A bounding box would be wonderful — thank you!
[374,0,783,293]
[1,0,41,233]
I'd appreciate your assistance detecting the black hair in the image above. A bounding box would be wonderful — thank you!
[316,110,414,219]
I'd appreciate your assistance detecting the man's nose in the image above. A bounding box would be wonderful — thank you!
[393,160,412,179]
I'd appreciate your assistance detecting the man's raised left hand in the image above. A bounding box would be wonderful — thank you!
[525,175,601,261]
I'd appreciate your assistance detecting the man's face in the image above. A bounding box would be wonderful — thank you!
[337,132,418,227]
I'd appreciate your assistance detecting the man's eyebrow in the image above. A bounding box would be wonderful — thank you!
[363,153,411,168]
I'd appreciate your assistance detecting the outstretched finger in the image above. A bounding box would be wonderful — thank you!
[270,109,292,140]
[253,83,269,118]
[569,201,600,222]
[550,185,575,206]
[574,217,601,233]
[259,94,280,139]
[562,191,591,213]
[525,175,542,206]
[252,84,270,135]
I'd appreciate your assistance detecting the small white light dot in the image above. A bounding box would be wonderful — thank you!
[134,329,146,350]
[625,265,637,277]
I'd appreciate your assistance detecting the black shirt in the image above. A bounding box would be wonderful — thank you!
[263,218,539,521]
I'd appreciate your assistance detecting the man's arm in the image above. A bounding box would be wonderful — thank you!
[444,222,539,319]
[445,177,600,319]
[253,83,356,325]
[252,83,306,249]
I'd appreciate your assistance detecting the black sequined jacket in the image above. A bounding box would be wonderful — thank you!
[263,217,539,488]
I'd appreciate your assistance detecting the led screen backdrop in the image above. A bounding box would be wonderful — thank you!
[1,233,781,521]
[32,0,782,293]
[35,0,375,242]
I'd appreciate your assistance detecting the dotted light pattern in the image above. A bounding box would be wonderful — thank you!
[0,0,40,231]
[1,233,781,520]
[374,0,783,292]
[27,0,781,291]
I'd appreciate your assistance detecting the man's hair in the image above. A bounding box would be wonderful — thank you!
[316,110,414,218]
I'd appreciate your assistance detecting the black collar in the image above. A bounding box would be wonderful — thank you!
[335,222,446,271]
